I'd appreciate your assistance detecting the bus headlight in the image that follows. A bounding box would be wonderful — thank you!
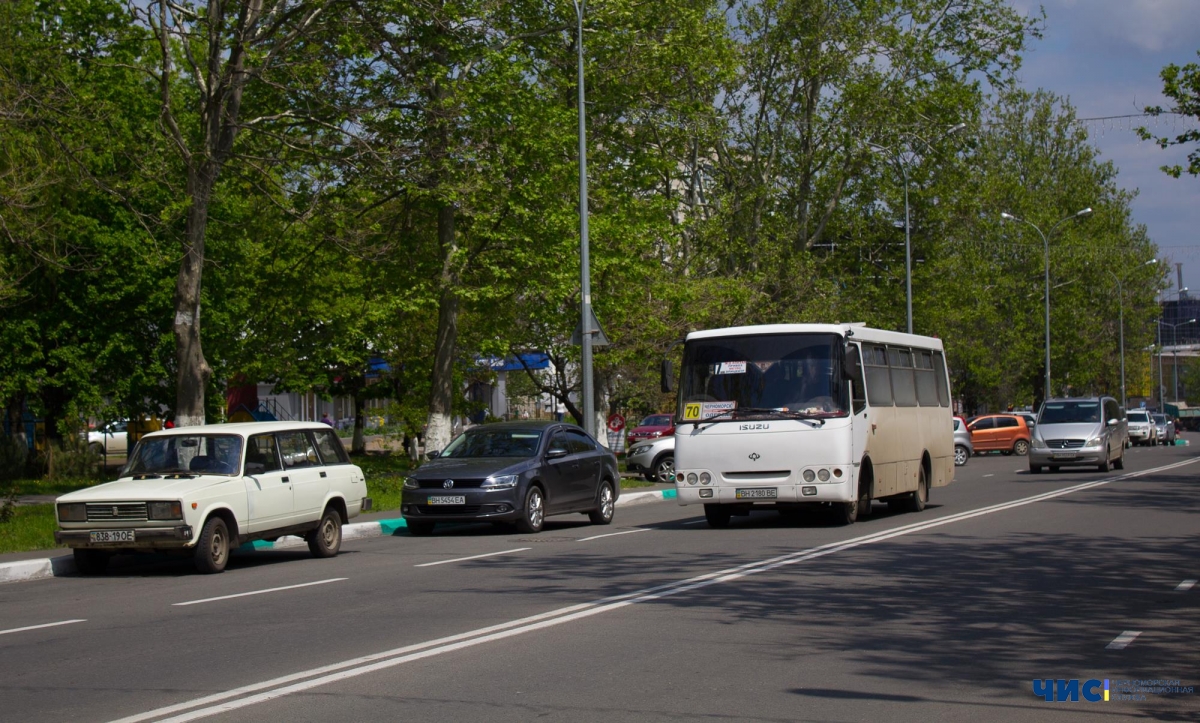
[817,469,830,482]
[699,472,711,485]
[802,469,816,483]
[686,473,698,485]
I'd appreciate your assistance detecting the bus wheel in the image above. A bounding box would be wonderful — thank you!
[704,504,731,529]
[835,500,858,525]
[906,466,928,513]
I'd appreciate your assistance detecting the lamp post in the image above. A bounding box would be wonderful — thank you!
[1159,318,1196,408]
[1000,207,1093,402]
[1107,259,1158,411]
[571,0,595,436]
[868,122,965,334]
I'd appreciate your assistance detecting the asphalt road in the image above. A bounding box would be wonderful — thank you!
[1,442,1198,722]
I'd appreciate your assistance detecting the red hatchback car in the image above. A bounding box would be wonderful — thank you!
[627,413,675,446]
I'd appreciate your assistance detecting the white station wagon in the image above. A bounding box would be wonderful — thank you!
[55,421,370,574]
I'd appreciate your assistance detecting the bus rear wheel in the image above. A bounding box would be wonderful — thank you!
[905,466,928,513]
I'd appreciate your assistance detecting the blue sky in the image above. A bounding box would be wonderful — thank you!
[1012,0,1200,289]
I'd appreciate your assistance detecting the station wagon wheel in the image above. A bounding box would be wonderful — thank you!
[307,507,342,558]
[954,445,969,466]
[193,516,229,574]
[588,480,615,525]
[516,486,545,533]
[1013,439,1029,456]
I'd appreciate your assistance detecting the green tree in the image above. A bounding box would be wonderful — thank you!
[1139,50,1200,178]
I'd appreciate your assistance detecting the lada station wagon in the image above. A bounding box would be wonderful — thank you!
[54,422,371,574]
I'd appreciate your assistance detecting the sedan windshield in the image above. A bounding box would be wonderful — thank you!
[639,415,672,427]
[441,429,543,458]
[1127,411,1150,423]
[1152,414,1167,424]
[678,333,847,420]
[1040,402,1101,425]
[124,435,244,476]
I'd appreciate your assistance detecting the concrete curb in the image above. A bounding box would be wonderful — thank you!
[0,487,679,584]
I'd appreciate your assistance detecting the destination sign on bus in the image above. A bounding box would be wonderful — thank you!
[682,400,737,421]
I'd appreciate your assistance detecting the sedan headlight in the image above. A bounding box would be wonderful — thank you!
[402,476,420,490]
[147,501,183,520]
[482,474,518,489]
[57,503,86,522]
[1085,437,1102,448]
[1031,437,1047,449]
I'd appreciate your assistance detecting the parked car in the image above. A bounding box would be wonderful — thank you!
[87,420,128,457]
[1126,410,1157,446]
[1151,413,1176,445]
[1029,397,1127,473]
[966,414,1032,456]
[56,421,369,575]
[626,413,674,447]
[402,421,619,535]
[626,434,675,482]
[1015,411,1038,430]
[952,417,973,466]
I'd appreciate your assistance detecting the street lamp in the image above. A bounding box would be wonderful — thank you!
[1107,258,1158,411]
[868,122,965,334]
[572,0,595,436]
[1000,207,1092,402]
[1158,318,1196,409]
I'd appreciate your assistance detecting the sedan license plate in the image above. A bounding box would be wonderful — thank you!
[735,488,777,500]
[89,530,135,543]
[1052,453,1075,460]
[427,496,466,505]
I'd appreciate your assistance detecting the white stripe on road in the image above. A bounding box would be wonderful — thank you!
[577,528,650,542]
[1106,631,1142,650]
[984,474,994,478]
[683,520,707,525]
[173,579,347,607]
[0,619,86,636]
[118,456,1200,723]
[1176,579,1197,591]
[414,548,530,568]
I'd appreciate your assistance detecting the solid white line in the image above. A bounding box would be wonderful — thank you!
[577,528,650,542]
[0,619,86,636]
[1176,579,1197,591]
[172,579,347,607]
[1106,631,1142,650]
[121,456,1200,723]
[414,548,530,568]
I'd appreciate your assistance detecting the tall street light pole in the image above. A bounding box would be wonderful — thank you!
[1108,259,1158,412]
[572,0,595,436]
[1000,207,1092,402]
[868,122,964,334]
[1159,318,1196,407]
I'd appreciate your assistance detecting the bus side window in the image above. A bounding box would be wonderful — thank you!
[915,350,939,406]
[932,352,951,407]
[851,345,867,414]
[864,344,893,407]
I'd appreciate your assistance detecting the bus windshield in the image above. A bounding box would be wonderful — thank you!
[678,333,846,420]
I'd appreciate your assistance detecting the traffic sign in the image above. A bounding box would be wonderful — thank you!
[606,413,625,432]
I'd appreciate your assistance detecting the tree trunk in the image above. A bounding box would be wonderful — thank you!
[352,390,366,454]
[173,168,216,427]
[424,203,459,456]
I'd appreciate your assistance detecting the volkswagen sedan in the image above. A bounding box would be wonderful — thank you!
[401,421,619,535]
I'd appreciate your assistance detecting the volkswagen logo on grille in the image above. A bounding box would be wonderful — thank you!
[748,453,760,461]
[443,480,455,489]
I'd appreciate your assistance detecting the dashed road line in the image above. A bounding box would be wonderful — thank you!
[1106,631,1142,650]
[414,548,530,568]
[0,619,86,636]
[1175,579,1196,591]
[173,579,347,607]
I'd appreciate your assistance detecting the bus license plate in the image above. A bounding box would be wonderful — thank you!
[90,530,135,543]
[735,488,777,500]
[427,496,466,505]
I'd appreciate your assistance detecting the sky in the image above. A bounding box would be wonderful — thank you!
[1011,0,1200,290]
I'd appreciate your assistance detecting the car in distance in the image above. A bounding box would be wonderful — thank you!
[1151,413,1176,445]
[55,422,370,575]
[402,421,619,535]
[966,414,1031,456]
[626,434,675,482]
[1028,397,1127,473]
[1126,410,1157,446]
[952,417,973,466]
[88,420,128,457]
[626,413,674,447]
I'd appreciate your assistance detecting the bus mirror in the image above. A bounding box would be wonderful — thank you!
[842,344,863,382]
[660,359,674,393]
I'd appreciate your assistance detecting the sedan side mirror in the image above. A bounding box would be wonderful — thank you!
[1106,418,1118,426]
[546,447,569,460]
[427,450,441,459]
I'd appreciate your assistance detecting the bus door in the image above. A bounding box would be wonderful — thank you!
[848,342,871,478]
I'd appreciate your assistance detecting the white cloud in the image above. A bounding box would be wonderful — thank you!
[1050,0,1200,54]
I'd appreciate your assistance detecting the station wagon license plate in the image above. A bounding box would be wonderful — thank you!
[90,530,135,543]
[427,496,466,505]
[735,488,777,500]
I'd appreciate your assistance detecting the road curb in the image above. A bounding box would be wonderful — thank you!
[0,488,680,584]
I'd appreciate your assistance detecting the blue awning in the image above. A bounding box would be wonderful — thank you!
[480,353,551,372]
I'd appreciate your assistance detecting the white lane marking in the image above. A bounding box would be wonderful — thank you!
[414,548,530,568]
[173,579,347,607]
[683,520,707,525]
[1014,469,1024,472]
[1106,631,1142,650]
[121,456,1200,723]
[0,619,86,636]
[984,474,995,478]
[577,528,650,542]
[1176,579,1197,591]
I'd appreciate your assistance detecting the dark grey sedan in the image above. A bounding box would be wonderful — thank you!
[401,421,620,535]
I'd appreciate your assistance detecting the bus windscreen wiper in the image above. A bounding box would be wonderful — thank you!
[693,407,796,427]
